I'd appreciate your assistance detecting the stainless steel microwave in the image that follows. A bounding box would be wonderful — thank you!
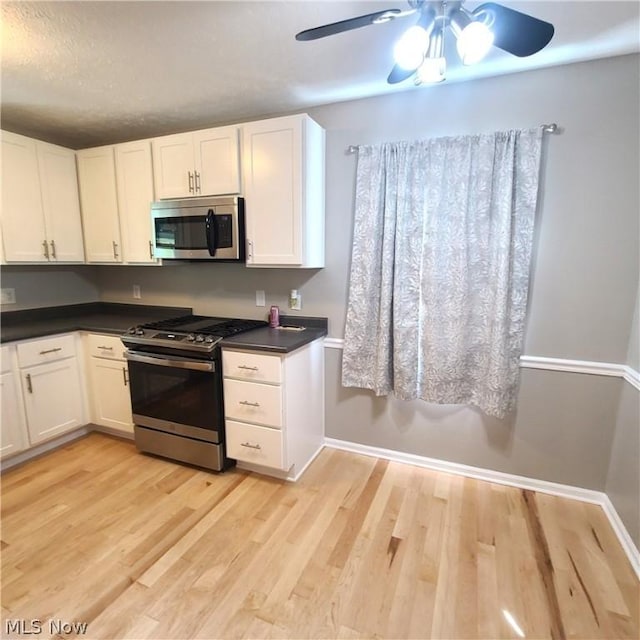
[151,196,245,261]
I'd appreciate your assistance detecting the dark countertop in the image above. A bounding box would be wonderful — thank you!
[1,302,192,344]
[220,315,328,354]
[1,305,327,354]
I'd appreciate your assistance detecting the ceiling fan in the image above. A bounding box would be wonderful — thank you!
[295,1,554,85]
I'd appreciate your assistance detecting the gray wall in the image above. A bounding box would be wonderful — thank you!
[1,265,100,311]
[4,56,638,500]
[606,283,640,547]
[95,55,639,494]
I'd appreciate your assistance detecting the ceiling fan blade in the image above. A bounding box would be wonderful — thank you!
[296,9,402,41]
[387,64,415,85]
[474,2,554,57]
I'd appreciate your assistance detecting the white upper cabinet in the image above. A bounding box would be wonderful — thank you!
[1,131,84,263]
[242,114,325,268]
[152,125,240,199]
[77,146,123,263]
[115,140,158,264]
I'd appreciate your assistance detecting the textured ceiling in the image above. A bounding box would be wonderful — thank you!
[1,1,639,149]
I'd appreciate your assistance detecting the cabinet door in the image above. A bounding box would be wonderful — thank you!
[1,371,29,459]
[21,358,84,445]
[37,141,85,263]
[90,358,133,434]
[193,126,241,196]
[115,140,157,264]
[151,133,194,199]
[1,131,48,262]
[77,146,123,262]
[242,116,303,266]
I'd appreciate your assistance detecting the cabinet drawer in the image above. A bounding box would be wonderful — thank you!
[226,420,285,470]
[17,334,76,368]
[224,378,282,428]
[222,349,282,384]
[87,333,126,360]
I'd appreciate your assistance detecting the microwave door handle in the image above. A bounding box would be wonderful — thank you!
[205,209,217,257]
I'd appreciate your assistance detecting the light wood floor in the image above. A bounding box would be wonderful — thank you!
[1,433,638,640]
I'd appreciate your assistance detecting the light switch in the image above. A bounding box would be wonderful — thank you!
[1,288,16,304]
[255,290,266,307]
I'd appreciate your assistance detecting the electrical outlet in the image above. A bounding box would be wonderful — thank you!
[133,284,141,299]
[255,290,266,307]
[1,288,16,304]
[289,289,302,310]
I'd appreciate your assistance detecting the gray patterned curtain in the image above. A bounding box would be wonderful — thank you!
[341,129,543,418]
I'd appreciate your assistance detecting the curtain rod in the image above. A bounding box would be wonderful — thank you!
[346,123,559,154]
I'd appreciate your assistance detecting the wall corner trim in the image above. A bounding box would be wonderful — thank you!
[323,437,640,579]
[324,338,640,390]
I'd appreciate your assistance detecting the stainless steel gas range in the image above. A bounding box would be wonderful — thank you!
[121,315,267,471]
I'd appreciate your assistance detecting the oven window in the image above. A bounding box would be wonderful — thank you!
[155,217,207,250]
[128,360,221,431]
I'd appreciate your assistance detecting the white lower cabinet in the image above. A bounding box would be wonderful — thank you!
[222,339,324,481]
[86,333,133,435]
[0,345,28,459]
[16,334,85,446]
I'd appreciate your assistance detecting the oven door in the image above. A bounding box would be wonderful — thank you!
[125,350,223,444]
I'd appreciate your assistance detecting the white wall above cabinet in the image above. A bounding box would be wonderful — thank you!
[242,114,325,268]
[1,131,85,264]
[152,125,240,199]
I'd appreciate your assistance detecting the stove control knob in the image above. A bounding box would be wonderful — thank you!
[135,328,145,336]
[195,334,205,343]
[127,327,137,335]
[205,336,215,343]
[186,334,196,342]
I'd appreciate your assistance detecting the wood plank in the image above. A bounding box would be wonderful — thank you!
[0,433,637,639]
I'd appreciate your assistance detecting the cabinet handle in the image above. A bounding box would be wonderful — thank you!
[43,240,50,260]
[39,347,62,355]
[122,367,128,386]
[194,171,201,193]
[98,346,114,351]
[239,400,260,407]
[112,241,119,259]
[238,365,259,371]
[188,171,194,193]
[241,442,262,450]
[149,241,154,259]
[26,373,33,394]
[50,240,57,259]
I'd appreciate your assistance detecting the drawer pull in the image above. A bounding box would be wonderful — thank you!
[238,365,259,371]
[39,347,62,355]
[98,345,114,351]
[122,367,128,386]
[26,373,33,394]
[241,442,262,450]
[239,400,260,407]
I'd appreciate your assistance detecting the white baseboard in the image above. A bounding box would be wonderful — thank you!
[324,437,640,579]
[91,425,135,441]
[601,495,640,578]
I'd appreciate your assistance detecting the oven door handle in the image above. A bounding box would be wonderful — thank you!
[125,351,215,372]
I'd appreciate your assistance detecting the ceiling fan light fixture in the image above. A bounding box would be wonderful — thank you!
[415,57,446,84]
[450,8,495,65]
[415,26,446,84]
[393,24,430,70]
